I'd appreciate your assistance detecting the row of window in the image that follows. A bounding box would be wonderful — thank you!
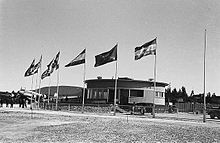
[87,89,164,99]
[87,89,108,99]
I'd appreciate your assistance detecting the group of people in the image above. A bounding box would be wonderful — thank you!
[0,91,29,108]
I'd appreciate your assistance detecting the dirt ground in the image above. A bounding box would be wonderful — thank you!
[0,106,220,143]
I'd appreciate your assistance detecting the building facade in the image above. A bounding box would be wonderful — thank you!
[85,78,168,106]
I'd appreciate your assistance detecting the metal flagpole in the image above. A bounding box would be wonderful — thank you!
[31,74,34,110]
[35,72,38,104]
[82,50,86,113]
[38,62,42,108]
[48,76,51,105]
[55,67,60,111]
[152,37,157,118]
[203,29,207,123]
[152,50,157,118]
[113,60,118,116]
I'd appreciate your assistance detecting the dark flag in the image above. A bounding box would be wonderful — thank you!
[135,38,156,60]
[33,55,42,74]
[52,51,60,70]
[65,49,86,67]
[41,69,50,80]
[41,59,53,80]
[94,44,117,67]
[24,59,35,77]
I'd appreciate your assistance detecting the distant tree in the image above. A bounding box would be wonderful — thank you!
[177,89,182,102]
[212,93,216,98]
[171,88,178,104]
[190,90,194,97]
[206,92,211,103]
[181,86,188,102]
[165,87,172,103]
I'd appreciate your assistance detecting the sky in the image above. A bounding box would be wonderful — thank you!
[0,0,220,96]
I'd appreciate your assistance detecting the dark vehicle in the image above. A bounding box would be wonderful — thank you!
[207,106,220,119]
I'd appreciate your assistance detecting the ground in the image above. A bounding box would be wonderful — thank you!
[0,105,220,143]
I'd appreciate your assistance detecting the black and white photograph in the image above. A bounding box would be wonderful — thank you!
[0,0,220,142]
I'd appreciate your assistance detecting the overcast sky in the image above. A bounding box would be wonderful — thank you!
[0,0,220,96]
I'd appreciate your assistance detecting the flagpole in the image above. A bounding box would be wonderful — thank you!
[203,29,207,123]
[55,65,60,111]
[48,76,51,106]
[82,50,86,113]
[31,74,34,110]
[34,72,38,104]
[113,60,118,116]
[152,37,157,118]
[38,60,42,108]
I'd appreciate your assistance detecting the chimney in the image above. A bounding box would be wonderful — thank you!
[97,76,102,80]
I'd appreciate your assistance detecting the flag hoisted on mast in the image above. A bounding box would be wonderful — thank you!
[24,59,36,110]
[94,44,117,115]
[135,38,157,118]
[65,49,86,113]
[41,58,54,105]
[33,55,42,107]
[52,51,60,111]
[37,55,43,108]
[24,59,35,77]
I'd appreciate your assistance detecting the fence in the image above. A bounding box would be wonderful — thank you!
[38,101,220,114]
[39,102,112,113]
[39,102,170,114]
[175,102,220,113]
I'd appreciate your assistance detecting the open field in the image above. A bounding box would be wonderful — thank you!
[0,107,220,143]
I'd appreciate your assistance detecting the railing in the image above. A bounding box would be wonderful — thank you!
[38,102,220,114]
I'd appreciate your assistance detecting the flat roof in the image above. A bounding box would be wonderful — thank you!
[85,78,168,88]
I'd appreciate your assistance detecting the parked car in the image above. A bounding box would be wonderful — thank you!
[207,106,220,119]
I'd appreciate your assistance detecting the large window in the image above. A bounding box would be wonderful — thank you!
[130,90,144,97]
[88,89,108,99]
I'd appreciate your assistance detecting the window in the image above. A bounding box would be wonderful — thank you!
[156,92,164,98]
[88,89,109,99]
[130,90,144,97]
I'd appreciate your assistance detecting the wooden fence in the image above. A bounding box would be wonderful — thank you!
[175,102,220,113]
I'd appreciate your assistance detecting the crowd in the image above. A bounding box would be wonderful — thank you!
[0,91,29,108]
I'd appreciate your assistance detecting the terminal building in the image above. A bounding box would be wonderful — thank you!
[85,77,168,106]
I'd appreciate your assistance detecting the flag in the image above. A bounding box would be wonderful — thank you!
[41,69,50,80]
[41,59,53,80]
[94,44,117,67]
[65,49,86,67]
[47,58,54,75]
[135,38,156,60]
[24,59,35,77]
[52,51,60,70]
[33,55,42,74]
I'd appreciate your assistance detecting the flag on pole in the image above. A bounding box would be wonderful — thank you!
[65,49,86,67]
[24,59,35,77]
[52,51,60,70]
[41,59,53,80]
[135,38,156,60]
[41,69,50,80]
[33,55,42,74]
[94,44,117,67]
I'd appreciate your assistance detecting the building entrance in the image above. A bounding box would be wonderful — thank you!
[120,89,129,105]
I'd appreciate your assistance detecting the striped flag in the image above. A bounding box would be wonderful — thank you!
[52,51,60,71]
[33,55,42,74]
[135,38,156,60]
[24,59,35,77]
[41,59,53,80]
[65,49,86,67]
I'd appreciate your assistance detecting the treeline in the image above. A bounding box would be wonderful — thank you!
[165,86,219,104]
